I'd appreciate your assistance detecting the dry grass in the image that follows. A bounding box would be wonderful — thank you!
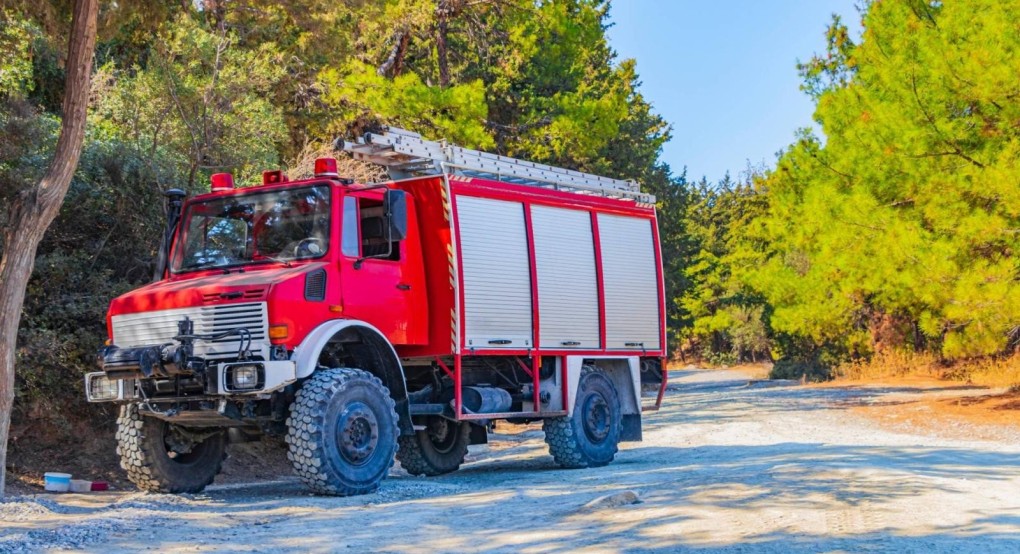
[286,142,387,183]
[834,350,1020,388]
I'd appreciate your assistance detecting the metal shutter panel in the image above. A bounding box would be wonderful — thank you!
[531,205,600,349]
[456,196,533,348]
[597,214,661,350]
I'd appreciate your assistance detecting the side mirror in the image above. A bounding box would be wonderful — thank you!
[383,189,408,241]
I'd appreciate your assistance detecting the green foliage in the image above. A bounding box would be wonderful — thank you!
[0,11,37,97]
[744,0,1020,360]
[485,0,634,167]
[7,102,167,425]
[679,176,771,362]
[0,98,58,210]
[321,62,493,149]
[90,13,288,189]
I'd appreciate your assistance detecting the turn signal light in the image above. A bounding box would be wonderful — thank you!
[314,157,339,177]
[268,324,290,341]
[210,173,234,191]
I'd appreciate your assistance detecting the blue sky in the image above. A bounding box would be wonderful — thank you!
[607,1,860,184]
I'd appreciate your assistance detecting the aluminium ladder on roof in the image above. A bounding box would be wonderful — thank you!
[341,126,656,204]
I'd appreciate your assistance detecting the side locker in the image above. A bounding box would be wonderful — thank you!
[597,214,662,350]
[530,205,600,349]
[456,195,533,349]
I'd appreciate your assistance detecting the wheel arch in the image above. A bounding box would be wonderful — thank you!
[294,320,412,434]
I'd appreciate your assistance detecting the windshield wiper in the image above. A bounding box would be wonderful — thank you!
[255,255,293,268]
[181,260,221,270]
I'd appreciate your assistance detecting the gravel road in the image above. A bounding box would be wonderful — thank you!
[3,368,1020,553]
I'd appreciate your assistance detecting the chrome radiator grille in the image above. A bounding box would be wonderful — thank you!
[111,302,270,360]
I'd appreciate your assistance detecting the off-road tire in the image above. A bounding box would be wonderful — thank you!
[396,418,471,476]
[116,404,227,493]
[286,368,399,496]
[543,370,622,469]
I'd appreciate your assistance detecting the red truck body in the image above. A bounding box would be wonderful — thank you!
[89,128,668,496]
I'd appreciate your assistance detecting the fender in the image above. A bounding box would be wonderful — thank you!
[564,356,641,416]
[564,356,643,441]
[293,319,412,433]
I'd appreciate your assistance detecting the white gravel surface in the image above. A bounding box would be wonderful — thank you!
[3,368,1020,553]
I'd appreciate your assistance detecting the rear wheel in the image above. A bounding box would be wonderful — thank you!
[286,368,399,496]
[543,369,622,468]
[116,404,227,493]
[397,417,471,476]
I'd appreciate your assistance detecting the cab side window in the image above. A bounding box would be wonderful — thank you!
[342,195,401,261]
[341,196,360,257]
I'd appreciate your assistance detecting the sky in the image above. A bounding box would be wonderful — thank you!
[607,0,861,184]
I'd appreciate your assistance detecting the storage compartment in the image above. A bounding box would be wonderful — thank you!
[531,205,600,349]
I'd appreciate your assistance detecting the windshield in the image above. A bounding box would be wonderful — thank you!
[172,185,331,272]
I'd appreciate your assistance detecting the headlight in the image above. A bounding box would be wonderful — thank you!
[85,373,137,402]
[233,366,258,389]
[225,363,264,391]
[89,374,119,401]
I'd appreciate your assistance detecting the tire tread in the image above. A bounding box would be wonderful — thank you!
[285,367,399,495]
[116,404,226,493]
[542,366,621,469]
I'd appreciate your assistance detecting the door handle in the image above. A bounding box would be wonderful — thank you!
[396,283,411,291]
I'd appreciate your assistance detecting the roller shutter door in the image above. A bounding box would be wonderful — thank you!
[597,213,661,350]
[531,206,600,349]
[456,196,533,349]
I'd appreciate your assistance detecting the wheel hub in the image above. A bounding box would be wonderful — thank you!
[426,418,458,453]
[336,402,380,465]
[582,393,611,444]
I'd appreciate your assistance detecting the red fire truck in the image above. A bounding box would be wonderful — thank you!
[86,128,667,496]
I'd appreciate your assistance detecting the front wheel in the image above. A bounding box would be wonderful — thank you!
[543,370,622,468]
[397,417,471,476]
[116,404,227,493]
[286,368,399,496]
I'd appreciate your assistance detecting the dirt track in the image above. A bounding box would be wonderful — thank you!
[3,368,1020,553]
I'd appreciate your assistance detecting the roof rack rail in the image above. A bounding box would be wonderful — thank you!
[342,127,655,203]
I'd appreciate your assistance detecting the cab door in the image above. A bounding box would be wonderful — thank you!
[338,191,427,345]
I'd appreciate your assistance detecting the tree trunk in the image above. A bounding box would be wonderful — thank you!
[377,30,410,78]
[0,0,98,498]
[392,32,410,77]
[436,15,451,87]
[435,0,465,88]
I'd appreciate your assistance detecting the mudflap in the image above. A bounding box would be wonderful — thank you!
[621,413,642,442]
[468,422,488,445]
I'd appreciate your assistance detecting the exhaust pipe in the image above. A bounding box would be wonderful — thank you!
[152,188,187,282]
